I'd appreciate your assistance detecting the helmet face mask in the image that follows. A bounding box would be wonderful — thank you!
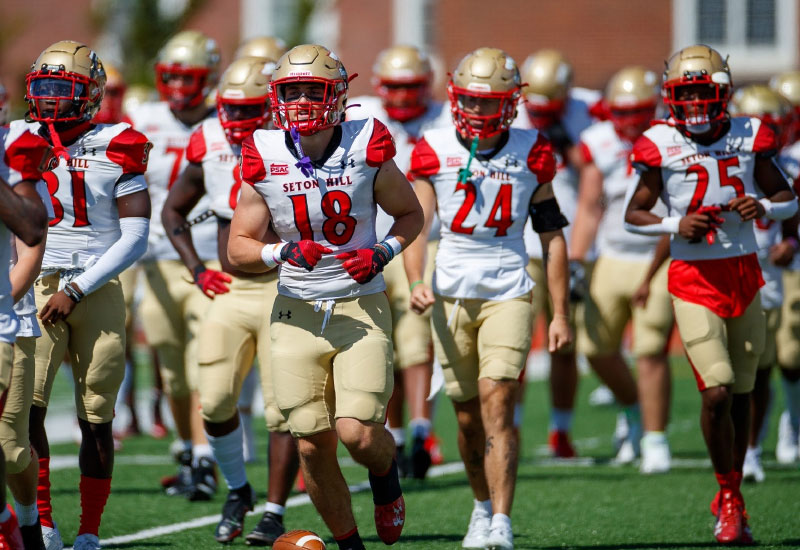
[448,47,521,139]
[155,30,220,111]
[156,66,212,110]
[604,66,658,141]
[372,45,432,122]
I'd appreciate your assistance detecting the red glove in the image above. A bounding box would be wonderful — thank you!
[695,205,725,245]
[194,268,232,298]
[336,246,392,284]
[281,240,332,271]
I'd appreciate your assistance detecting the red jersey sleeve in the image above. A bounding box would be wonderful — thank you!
[630,135,662,169]
[240,135,266,186]
[407,138,440,181]
[107,128,151,174]
[527,133,557,183]
[365,118,396,167]
[753,119,778,156]
[579,141,593,164]
[4,131,53,182]
[186,126,207,164]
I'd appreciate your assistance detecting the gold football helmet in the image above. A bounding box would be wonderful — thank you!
[730,84,793,146]
[372,45,433,122]
[661,44,731,128]
[447,47,521,139]
[269,44,350,134]
[217,56,274,144]
[769,71,800,144]
[25,40,106,124]
[93,63,126,124]
[604,66,659,141]
[520,49,572,129]
[155,30,221,110]
[234,36,287,62]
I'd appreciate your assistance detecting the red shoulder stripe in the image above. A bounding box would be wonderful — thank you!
[107,128,151,174]
[186,126,207,164]
[753,119,778,154]
[630,135,662,168]
[366,119,396,167]
[240,135,266,186]
[527,133,556,183]
[4,131,53,182]
[579,141,593,164]
[407,137,440,180]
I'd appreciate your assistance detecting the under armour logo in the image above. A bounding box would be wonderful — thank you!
[79,147,97,156]
[340,157,355,169]
[505,158,519,167]
[278,310,292,319]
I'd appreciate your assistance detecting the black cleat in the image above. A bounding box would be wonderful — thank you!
[165,449,195,497]
[20,518,45,550]
[214,483,256,543]
[245,511,285,546]
[396,444,410,479]
[410,434,432,480]
[187,456,217,501]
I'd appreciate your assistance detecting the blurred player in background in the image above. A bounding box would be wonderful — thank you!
[347,44,451,478]
[626,45,797,544]
[405,47,571,550]
[23,40,151,550]
[127,30,221,500]
[0,83,9,125]
[570,66,674,473]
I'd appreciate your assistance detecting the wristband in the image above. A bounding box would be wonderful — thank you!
[261,243,287,269]
[191,264,206,282]
[409,280,424,292]
[786,236,800,251]
[759,197,799,220]
[382,236,403,256]
[63,283,82,303]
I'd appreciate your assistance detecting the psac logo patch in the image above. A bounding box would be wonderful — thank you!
[667,146,682,157]
[446,157,463,167]
[270,163,289,175]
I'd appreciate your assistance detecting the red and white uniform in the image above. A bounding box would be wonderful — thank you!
[185,118,241,221]
[409,127,556,301]
[516,87,602,259]
[753,216,783,310]
[0,125,52,342]
[580,120,666,260]
[241,117,396,300]
[779,141,800,271]
[347,96,450,238]
[631,117,777,316]
[12,121,149,271]
[127,101,217,260]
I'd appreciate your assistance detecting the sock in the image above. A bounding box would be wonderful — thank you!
[13,500,37,527]
[513,403,523,429]
[549,408,573,432]
[642,431,666,444]
[192,443,214,467]
[37,457,53,528]
[240,410,256,462]
[180,439,192,453]
[475,499,492,516]
[622,403,641,425]
[491,513,511,530]
[206,424,248,490]
[389,427,405,447]
[781,376,800,429]
[408,418,432,440]
[265,502,286,517]
[368,459,402,505]
[335,526,365,550]
[0,506,11,523]
[78,476,111,536]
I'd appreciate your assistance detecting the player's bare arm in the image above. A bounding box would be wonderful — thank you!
[0,178,47,247]
[227,183,275,273]
[10,233,47,304]
[771,213,800,267]
[531,182,572,352]
[632,234,670,308]
[730,154,798,221]
[569,161,604,261]
[404,176,437,315]
[374,159,424,250]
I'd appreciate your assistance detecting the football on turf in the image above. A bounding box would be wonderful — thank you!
[273,530,327,549]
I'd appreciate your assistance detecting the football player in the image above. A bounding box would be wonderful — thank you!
[0,122,52,549]
[0,83,9,125]
[229,44,421,550]
[127,30,221,498]
[22,40,151,550]
[162,55,300,546]
[346,44,451,478]
[234,36,287,63]
[625,45,797,544]
[569,66,674,473]
[404,47,571,550]
[768,71,800,464]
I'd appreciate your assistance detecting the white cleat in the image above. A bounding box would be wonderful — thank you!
[42,522,64,550]
[614,439,637,465]
[589,385,615,407]
[613,412,629,452]
[776,411,799,465]
[72,533,101,550]
[640,433,671,474]
[461,507,491,549]
[486,523,514,550]
[743,446,765,483]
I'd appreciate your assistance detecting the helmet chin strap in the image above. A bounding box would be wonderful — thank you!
[44,122,70,161]
[457,136,480,184]
[289,127,315,178]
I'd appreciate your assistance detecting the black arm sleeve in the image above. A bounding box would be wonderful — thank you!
[529,197,569,233]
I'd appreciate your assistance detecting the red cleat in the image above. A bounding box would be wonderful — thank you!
[425,433,444,466]
[740,510,754,546]
[294,469,306,493]
[713,489,743,544]
[0,507,24,550]
[548,430,576,458]
[374,495,405,544]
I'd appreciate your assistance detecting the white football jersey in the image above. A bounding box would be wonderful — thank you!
[347,96,450,239]
[409,127,555,300]
[631,117,777,261]
[753,217,783,310]
[241,117,395,300]
[12,121,150,270]
[0,125,53,342]
[186,118,241,221]
[779,141,800,271]
[580,120,665,259]
[517,87,602,260]
[127,101,217,261]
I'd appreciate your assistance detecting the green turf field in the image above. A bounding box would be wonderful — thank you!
[45,357,800,549]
